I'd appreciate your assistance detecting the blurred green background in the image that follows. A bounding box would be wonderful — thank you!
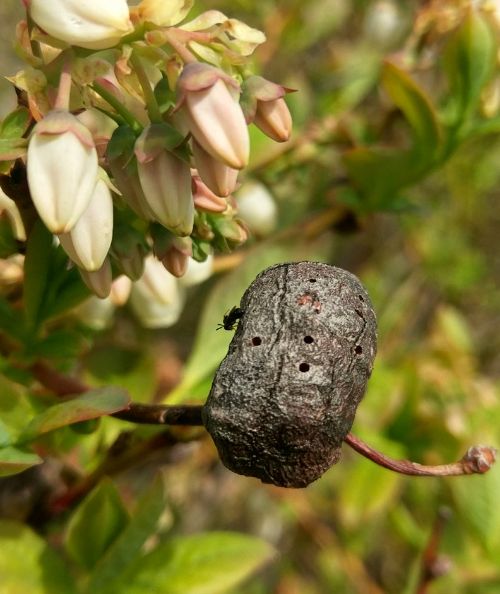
[1,1,500,593]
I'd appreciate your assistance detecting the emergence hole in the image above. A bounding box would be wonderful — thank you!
[355,345,363,354]
[309,278,317,283]
[358,294,364,302]
[299,362,310,372]
[304,335,314,344]
[252,337,262,346]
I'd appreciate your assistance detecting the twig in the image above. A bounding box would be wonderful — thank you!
[344,432,497,476]
[416,507,452,594]
[114,404,203,426]
[32,361,497,479]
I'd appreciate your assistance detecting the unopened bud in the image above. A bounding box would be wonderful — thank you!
[178,254,213,287]
[161,236,192,278]
[29,0,133,50]
[192,175,227,213]
[129,255,184,328]
[192,138,238,197]
[79,258,113,298]
[243,76,293,143]
[110,274,133,305]
[73,296,115,330]
[177,62,249,169]
[27,110,98,233]
[59,176,113,271]
[135,127,194,235]
[235,181,277,236]
[133,0,193,26]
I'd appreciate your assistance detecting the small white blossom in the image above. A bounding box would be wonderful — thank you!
[130,255,184,328]
[29,0,133,50]
[59,175,113,271]
[27,111,98,233]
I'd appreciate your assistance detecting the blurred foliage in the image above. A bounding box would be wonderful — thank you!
[1,0,500,593]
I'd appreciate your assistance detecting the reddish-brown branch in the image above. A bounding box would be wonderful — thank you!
[114,404,203,426]
[32,361,497,480]
[343,432,497,476]
[416,507,452,594]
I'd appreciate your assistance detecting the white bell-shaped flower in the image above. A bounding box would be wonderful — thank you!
[27,110,98,234]
[58,175,114,271]
[29,0,133,50]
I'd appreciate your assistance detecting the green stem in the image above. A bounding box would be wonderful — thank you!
[130,50,163,123]
[91,81,143,133]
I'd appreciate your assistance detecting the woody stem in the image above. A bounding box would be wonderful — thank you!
[343,432,496,476]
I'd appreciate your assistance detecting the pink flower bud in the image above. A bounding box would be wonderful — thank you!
[135,127,194,235]
[192,138,238,197]
[254,98,292,142]
[192,175,227,213]
[58,176,114,271]
[161,237,192,278]
[29,0,133,50]
[107,156,155,221]
[243,76,293,142]
[177,63,249,169]
[27,110,98,233]
[79,258,113,299]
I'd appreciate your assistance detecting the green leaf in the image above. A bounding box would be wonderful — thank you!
[88,474,167,594]
[166,241,306,403]
[0,137,28,161]
[337,433,404,529]
[106,125,137,161]
[450,463,500,555]
[0,217,18,258]
[0,520,77,593]
[343,147,419,210]
[154,77,176,114]
[443,9,496,123]
[0,374,35,445]
[27,328,87,361]
[65,478,129,571]
[106,532,275,594]
[0,294,26,342]
[0,446,42,477]
[0,107,31,139]
[23,220,54,332]
[41,266,90,321]
[19,387,130,442]
[382,61,442,162]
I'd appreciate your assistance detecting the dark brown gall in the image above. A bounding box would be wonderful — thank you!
[203,262,377,488]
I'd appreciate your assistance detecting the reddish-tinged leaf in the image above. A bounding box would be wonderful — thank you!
[19,387,130,442]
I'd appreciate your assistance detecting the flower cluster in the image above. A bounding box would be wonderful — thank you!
[0,0,292,326]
